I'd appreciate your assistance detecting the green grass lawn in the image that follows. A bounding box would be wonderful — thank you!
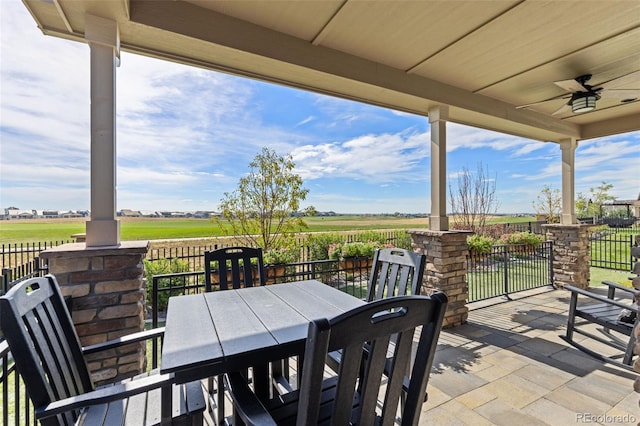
[590,266,633,287]
[0,215,540,245]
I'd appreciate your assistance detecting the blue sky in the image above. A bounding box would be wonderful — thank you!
[1,2,638,215]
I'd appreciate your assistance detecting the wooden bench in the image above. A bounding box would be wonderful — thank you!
[563,280,639,370]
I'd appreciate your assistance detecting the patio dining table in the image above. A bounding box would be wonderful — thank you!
[159,280,365,421]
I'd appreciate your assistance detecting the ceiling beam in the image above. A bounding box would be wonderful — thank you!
[581,112,640,140]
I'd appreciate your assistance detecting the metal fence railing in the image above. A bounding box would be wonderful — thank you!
[1,339,36,426]
[467,241,553,302]
[589,228,637,271]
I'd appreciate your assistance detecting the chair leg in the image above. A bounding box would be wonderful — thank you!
[216,374,225,426]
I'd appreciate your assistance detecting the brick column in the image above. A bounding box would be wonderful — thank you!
[408,229,471,328]
[543,224,590,289]
[41,241,149,386]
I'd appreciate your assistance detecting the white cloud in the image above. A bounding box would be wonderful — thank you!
[446,123,546,155]
[291,131,429,183]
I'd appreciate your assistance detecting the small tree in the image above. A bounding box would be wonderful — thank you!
[576,181,616,218]
[575,192,589,217]
[588,181,615,217]
[218,147,309,251]
[532,185,561,223]
[449,163,499,232]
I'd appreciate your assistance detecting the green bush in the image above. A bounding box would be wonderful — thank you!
[340,241,379,258]
[391,231,413,250]
[306,230,412,260]
[467,234,494,254]
[498,231,542,247]
[307,233,345,260]
[144,258,190,312]
[264,246,300,264]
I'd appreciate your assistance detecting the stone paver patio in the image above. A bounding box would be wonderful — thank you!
[420,286,638,425]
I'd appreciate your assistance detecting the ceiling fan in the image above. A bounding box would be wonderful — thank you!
[517,70,640,115]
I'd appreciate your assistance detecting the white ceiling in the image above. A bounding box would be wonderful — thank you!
[22,0,640,143]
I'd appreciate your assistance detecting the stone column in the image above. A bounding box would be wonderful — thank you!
[543,224,590,289]
[409,229,471,328]
[41,241,149,386]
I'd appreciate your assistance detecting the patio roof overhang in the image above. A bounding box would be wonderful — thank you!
[20,0,640,245]
[22,0,640,143]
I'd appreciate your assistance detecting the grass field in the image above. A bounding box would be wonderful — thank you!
[0,215,537,245]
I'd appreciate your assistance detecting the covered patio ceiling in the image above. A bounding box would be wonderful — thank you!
[23,0,640,144]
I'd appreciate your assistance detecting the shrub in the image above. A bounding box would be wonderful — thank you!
[144,258,190,312]
[498,231,542,247]
[306,233,344,260]
[264,247,299,265]
[466,234,494,254]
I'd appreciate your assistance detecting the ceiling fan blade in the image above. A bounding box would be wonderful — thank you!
[554,78,588,93]
[516,95,569,109]
[599,89,640,99]
[551,102,571,116]
[599,70,640,89]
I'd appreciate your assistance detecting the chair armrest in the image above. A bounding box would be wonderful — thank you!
[82,327,165,355]
[225,372,278,426]
[601,280,639,299]
[36,372,173,420]
[565,285,638,312]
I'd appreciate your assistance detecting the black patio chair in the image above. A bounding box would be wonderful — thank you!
[204,246,278,424]
[367,247,426,301]
[327,248,427,402]
[226,293,448,425]
[204,246,266,291]
[0,274,205,426]
[563,280,639,370]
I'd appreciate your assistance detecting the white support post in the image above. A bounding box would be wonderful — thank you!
[429,106,449,231]
[559,138,578,225]
[85,14,120,247]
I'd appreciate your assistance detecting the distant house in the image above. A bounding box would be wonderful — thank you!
[119,209,142,217]
[5,209,35,219]
[59,210,83,218]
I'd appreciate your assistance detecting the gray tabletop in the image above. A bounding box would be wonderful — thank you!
[160,280,364,383]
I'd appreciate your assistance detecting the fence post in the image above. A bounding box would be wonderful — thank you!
[548,241,554,287]
[631,234,636,272]
[502,246,510,299]
[1,268,10,295]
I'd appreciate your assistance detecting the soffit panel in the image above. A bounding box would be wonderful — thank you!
[479,31,640,117]
[309,0,518,71]
[411,0,640,92]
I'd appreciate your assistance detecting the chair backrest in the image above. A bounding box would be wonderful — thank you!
[367,248,426,302]
[0,275,93,426]
[297,293,447,426]
[204,246,266,291]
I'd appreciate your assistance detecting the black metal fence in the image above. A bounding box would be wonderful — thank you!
[589,227,637,271]
[467,241,553,302]
[1,335,36,425]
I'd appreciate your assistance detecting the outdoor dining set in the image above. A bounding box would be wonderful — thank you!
[0,246,449,425]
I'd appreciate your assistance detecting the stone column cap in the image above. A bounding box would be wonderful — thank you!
[41,241,150,259]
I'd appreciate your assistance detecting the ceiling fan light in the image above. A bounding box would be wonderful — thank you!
[571,94,597,113]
